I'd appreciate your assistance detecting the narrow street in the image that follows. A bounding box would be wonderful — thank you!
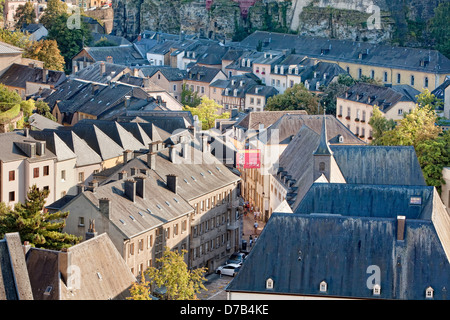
[198,203,267,300]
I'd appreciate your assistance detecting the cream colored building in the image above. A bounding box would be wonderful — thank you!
[337,83,419,143]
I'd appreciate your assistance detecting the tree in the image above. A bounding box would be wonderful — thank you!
[429,2,450,58]
[14,2,36,29]
[24,39,65,71]
[183,96,230,130]
[93,37,118,47]
[35,100,56,121]
[319,81,348,115]
[0,185,81,250]
[0,84,35,117]
[39,0,68,29]
[265,83,318,114]
[368,105,396,144]
[0,28,31,49]
[46,13,92,71]
[129,247,207,300]
[416,88,443,110]
[127,271,154,300]
[181,84,201,108]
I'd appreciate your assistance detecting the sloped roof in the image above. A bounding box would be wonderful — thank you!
[235,110,308,131]
[81,171,194,238]
[238,31,450,73]
[29,130,77,162]
[329,145,426,186]
[83,45,148,65]
[73,62,130,83]
[0,233,34,300]
[226,207,450,299]
[186,65,223,83]
[0,63,66,89]
[28,113,62,131]
[0,41,23,55]
[26,233,136,300]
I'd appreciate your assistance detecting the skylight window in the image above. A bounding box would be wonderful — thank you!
[173,198,179,203]
[165,201,170,206]
[200,172,205,177]
[207,170,213,175]
[156,204,162,210]
[138,211,144,217]
[129,215,135,221]
[191,176,196,181]
[215,166,221,172]
[119,219,126,224]
[147,208,152,214]
[183,178,188,183]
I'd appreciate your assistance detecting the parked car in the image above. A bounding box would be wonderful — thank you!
[226,252,246,265]
[216,263,241,277]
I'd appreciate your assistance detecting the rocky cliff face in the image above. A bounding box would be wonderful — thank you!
[112,0,444,46]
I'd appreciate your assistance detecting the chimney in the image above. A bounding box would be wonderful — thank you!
[59,249,72,287]
[147,152,156,170]
[36,141,46,156]
[397,215,406,241]
[85,219,97,240]
[169,145,177,163]
[133,68,139,77]
[88,179,98,192]
[100,62,105,75]
[118,170,128,180]
[202,134,208,153]
[124,179,136,202]
[166,174,177,194]
[42,68,48,83]
[24,128,29,137]
[99,198,111,218]
[135,176,146,199]
[149,142,158,153]
[77,184,84,194]
[182,140,189,160]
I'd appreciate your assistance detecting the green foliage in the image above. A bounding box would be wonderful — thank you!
[14,2,36,29]
[46,13,93,71]
[0,185,81,250]
[181,84,201,108]
[183,96,229,130]
[265,83,318,114]
[320,81,348,115]
[35,100,56,121]
[0,28,31,49]
[131,247,207,300]
[24,39,65,71]
[416,88,444,110]
[429,2,450,58]
[0,104,20,124]
[39,0,68,29]
[368,105,396,144]
[369,103,449,190]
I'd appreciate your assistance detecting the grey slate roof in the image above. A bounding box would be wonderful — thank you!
[234,110,308,132]
[0,41,22,55]
[90,32,132,46]
[73,62,130,83]
[81,171,194,239]
[238,31,450,74]
[186,65,223,83]
[28,113,62,131]
[227,199,450,299]
[83,45,148,66]
[29,130,77,162]
[0,233,34,300]
[0,63,66,89]
[329,145,427,186]
[0,130,57,163]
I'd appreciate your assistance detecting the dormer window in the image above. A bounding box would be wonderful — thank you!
[319,281,327,293]
[266,278,274,289]
[241,59,246,67]
[425,287,434,299]
[247,60,251,68]
[373,284,381,296]
[274,66,278,74]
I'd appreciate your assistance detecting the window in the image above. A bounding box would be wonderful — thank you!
[257,98,261,106]
[410,75,415,86]
[398,109,403,115]
[426,287,434,299]
[9,191,15,202]
[320,281,327,292]
[319,162,325,172]
[358,68,362,79]
[33,167,39,178]
[250,97,254,105]
[370,70,375,79]
[290,80,294,88]
[8,170,15,181]
[373,284,381,296]
[397,73,401,84]
[43,165,49,176]
[173,84,177,91]
[78,217,85,227]
[384,72,388,82]
[424,77,429,88]
[129,243,134,256]
[266,278,274,289]
[78,172,84,183]
[362,110,366,122]
[61,170,66,181]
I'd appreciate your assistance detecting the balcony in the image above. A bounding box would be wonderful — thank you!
[227,220,239,231]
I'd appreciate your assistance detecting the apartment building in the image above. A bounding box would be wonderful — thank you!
[336,83,419,142]
[0,130,57,207]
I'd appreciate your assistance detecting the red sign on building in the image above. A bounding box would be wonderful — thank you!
[236,149,261,169]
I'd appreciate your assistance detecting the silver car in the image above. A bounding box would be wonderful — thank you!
[216,263,241,277]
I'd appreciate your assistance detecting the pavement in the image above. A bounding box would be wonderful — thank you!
[241,206,266,251]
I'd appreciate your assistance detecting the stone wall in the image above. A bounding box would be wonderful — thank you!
[111,0,444,45]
